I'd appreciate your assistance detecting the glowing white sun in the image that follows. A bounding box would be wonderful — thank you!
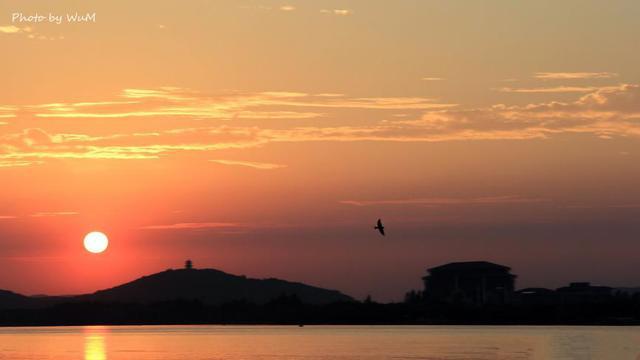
[84,231,109,253]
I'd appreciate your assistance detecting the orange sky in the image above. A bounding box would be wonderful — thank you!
[1,1,639,301]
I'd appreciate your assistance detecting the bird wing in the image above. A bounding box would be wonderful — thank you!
[379,227,385,236]
[377,219,383,227]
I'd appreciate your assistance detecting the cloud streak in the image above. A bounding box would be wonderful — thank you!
[0,25,60,41]
[0,105,17,119]
[0,25,28,34]
[340,196,550,207]
[139,222,243,230]
[30,212,79,217]
[27,88,451,119]
[209,159,287,170]
[534,72,618,80]
[321,9,352,16]
[0,160,42,168]
[498,86,599,93]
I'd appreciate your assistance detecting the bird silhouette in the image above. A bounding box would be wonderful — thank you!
[374,219,385,236]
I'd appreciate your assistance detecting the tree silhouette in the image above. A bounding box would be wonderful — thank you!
[185,259,193,270]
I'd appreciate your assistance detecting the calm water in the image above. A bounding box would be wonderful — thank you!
[0,325,639,360]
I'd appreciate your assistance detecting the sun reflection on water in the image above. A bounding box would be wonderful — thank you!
[84,326,107,360]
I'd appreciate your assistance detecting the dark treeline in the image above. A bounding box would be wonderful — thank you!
[2,292,640,326]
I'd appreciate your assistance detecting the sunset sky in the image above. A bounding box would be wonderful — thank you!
[1,1,639,301]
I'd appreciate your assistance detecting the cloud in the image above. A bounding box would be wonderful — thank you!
[232,111,321,119]
[1,84,640,167]
[139,222,243,230]
[340,196,550,207]
[27,87,450,120]
[498,86,600,93]
[287,97,454,110]
[0,143,259,161]
[422,77,444,81]
[0,25,60,41]
[30,211,79,217]
[321,9,352,16]
[261,83,640,143]
[534,72,618,80]
[0,215,16,219]
[0,160,43,168]
[280,5,295,11]
[0,126,267,162]
[575,84,640,111]
[209,159,287,170]
[407,84,640,140]
[28,34,63,41]
[0,25,27,34]
[0,105,17,119]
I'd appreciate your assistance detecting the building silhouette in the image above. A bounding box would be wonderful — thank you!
[423,261,516,305]
[556,282,613,304]
[515,287,558,305]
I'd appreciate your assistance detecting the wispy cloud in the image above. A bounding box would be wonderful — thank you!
[1,84,640,167]
[534,72,618,80]
[139,222,242,230]
[422,77,444,81]
[209,159,287,170]
[0,160,42,168]
[340,196,550,207]
[0,126,265,162]
[280,5,295,11]
[0,25,28,34]
[0,215,16,219]
[30,211,79,217]
[0,105,17,119]
[321,9,352,16]
[282,97,454,110]
[0,25,61,41]
[498,86,599,93]
[27,87,450,120]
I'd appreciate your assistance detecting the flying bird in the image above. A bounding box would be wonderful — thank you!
[374,219,385,236]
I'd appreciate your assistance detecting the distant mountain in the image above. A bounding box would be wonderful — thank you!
[0,289,33,309]
[78,268,352,305]
[0,268,353,309]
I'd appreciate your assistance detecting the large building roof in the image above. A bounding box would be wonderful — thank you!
[428,261,511,273]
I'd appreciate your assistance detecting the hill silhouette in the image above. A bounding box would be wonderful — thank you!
[0,267,352,310]
[0,290,34,309]
[76,268,352,305]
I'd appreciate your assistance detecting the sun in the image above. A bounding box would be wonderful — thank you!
[84,231,109,254]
